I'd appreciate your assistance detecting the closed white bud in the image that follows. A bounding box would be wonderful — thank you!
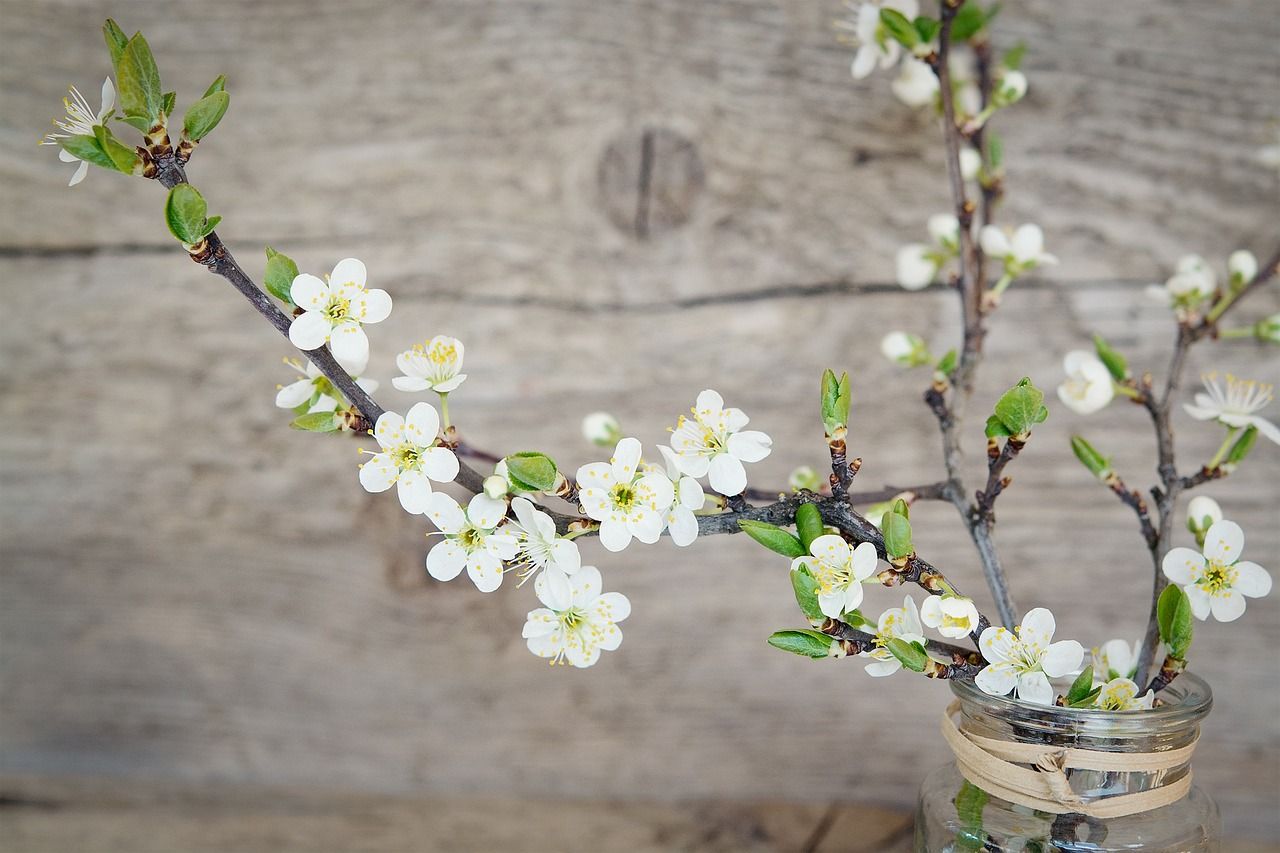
[895,243,937,291]
[927,213,961,251]
[959,148,983,182]
[1228,250,1258,287]
[581,411,621,446]
[483,475,509,500]
[1186,496,1223,540]
[881,331,930,367]
[995,70,1027,105]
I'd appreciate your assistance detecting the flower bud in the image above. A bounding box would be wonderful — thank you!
[927,213,961,251]
[880,331,931,367]
[895,243,937,290]
[1256,313,1280,344]
[993,70,1027,106]
[1185,496,1222,546]
[482,475,509,500]
[959,147,982,182]
[788,465,822,493]
[581,411,621,447]
[1070,435,1112,480]
[1222,425,1258,472]
[1227,250,1258,288]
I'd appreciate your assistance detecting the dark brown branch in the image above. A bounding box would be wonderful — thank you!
[1103,472,1159,550]
[974,435,1025,522]
[1144,654,1186,696]
[818,617,984,679]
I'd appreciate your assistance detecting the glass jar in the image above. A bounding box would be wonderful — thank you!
[915,672,1219,852]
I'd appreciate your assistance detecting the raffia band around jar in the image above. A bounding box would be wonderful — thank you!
[941,700,1198,819]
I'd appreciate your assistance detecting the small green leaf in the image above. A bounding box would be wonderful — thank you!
[886,637,928,672]
[739,520,806,559]
[1224,426,1258,468]
[992,377,1047,437]
[504,452,558,492]
[882,512,913,560]
[1066,665,1095,704]
[913,16,941,44]
[200,215,221,237]
[790,565,823,622]
[984,415,1012,439]
[161,91,176,117]
[954,781,988,852]
[879,8,918,48]
[117,115,152,133]
[1092,334,1129,381]
[840,608,872,629]
[264,247,300,304]
[58,134,116,173]
[935,348,957,377]
[183,91,230,141]
[890,498,910,519]
[1070,435,1111,480]
[291,411,340,432]
[92,125,140,174]
[820,369,851,433]
[1157,584,1193,659]
[987,133,1003,169]
[795,503,825,551]
[950,2,989,41]
[164,183,210,244]
[103,19,129,66]
[203,75,227,97]
[118,33,162,124]
[1002,42,1027,71]
[767,630,833,659]
[1068,686,1103,708]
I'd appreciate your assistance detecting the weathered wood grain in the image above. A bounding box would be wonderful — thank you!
[1,0,1278,844]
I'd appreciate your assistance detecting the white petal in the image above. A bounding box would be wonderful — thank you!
[849,541,879,581]
[425,539,467,581]
[610,437,643,482]
[1016,671,1054,706]
[667,507,699,547]
[842,583,865,613]
[549,539,581,574]
[288,311,332,351]
[393,376,432,392]
[974,661,1017,696]
[99,77,116,116]
[695,389,725,416]
[851,46,878,80]
[628,507,666,544]
[420,447,459,483]
[59,148,79,163]
[1203,520,1244,565]
[637,472,675,510]
[526,630,564,659]
[404,401,441,444]
[864,658,902,677]
[1244,415,1280,446]
[809,535,851,563]
[576,462,614,491]
[1184,585,1211,620]
[1040,640,1084,678]
[68,159,90,186]
[678,477,705,511]
[1233,561,1272,598]
[328,321,369,367]
[466,550,504,593]
[535,566,574,611]
[1209,589,1247,622]
[275,379,315,409]
[290,274,329,310]
[707,453,747,496]
[979,627,1015,664]
[358,452,397,493]
[433,375,466,393]
[570,566,603,605]
[727,430,772,463]
[328,257,367,290]
[598,519,632,552]
[596,624,624,652]
[818,591,846,619]
[565,638,600,668]
[373,411,405,448]
[424,491,466,533]
[1162,548,1204,585]
[1011,224,1044,262]
[522,608,558,638]
[919,595,943,628]
[979,226,1011,258]
[396,470,433,514]
[1018,608,1056,647]
[467,493,508,529]
[357,288,392,324]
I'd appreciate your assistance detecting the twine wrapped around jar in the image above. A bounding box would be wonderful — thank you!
[941,700,1199,819]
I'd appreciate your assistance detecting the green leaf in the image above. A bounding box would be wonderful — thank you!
[935,348,957,377]
[1092,334,1129,381]
[882,512,913,560]
[767,630,832,659]
[886,637,928,672]
[1224,426,1258,468]
[879,8,918,48]
[1070,435,1111,480]
[1157,584,1193,659]
[950,2,989,41]
[117,115,152,133]
[200,215,221,237]
[987,132,1003,170]
[103,20,129,66]
[820,369,851,433]
[1002,42,1027,71]
[913,16,941,44]
[264,247,300,304]
[1068,687,1103,708]
[93,125,139,174]
[203,75,228,97]
[840,608,872,629]
[183,91,230,141]
[504,452,558,492]
[790,565,824,622]
[291,411,340,432]
[164,184,210,244]
[992,377,1048,437]
[984,415,1012,439]
[795,503,825,551]
[118,33,163,124]
[739,520,806,559]
[1066,665,1095,704]
[58,134,116,173]
[890,498,910,520]
[954,781,988,852]
[162,91,176,117]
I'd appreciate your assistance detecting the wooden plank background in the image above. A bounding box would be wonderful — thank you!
[2,0,1278,845]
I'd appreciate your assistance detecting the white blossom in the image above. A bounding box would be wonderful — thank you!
[288,258,392,370]
[920,595,980,639]
[507,496,582,580]
[1057,350,1115,415]
[959,148,983,182]
[275,358,378,413]
[1186,496,1223,545]
[891,58,939,107]
[790,535,879,619]
[522,566,630,667]
[1092,677,1154,711]
[657,446,706,547]
[927,213,960,251]
[41,79,115,186]
[1183,373,1280,445]
[975,608,1085,705]
[577,438,675,552]
[1090,639,1139,682]
[424,492,518,592]
[357,402,459,514]
[838,0,921,80]
[668,390,772,496]
[393,335,466,394]
[1147,254,1217,312]
[993,69,1027,106]
[861,595,927,677]
[581,412,622,446]
[880,331,930,367]
[895,243,938,290]
[980,224,1057,275]
[1228,250,1258,287]
[1163,520,1272,622]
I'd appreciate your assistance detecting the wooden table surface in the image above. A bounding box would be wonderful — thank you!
[2,0,1279,846]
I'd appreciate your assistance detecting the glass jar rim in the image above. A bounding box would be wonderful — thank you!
[950,671,1212,736]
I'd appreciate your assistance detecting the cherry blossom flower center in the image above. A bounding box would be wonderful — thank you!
[323,294,352,322]
[1199,562,1236,594]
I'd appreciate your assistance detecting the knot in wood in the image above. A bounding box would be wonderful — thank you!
[597,127,704,240]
